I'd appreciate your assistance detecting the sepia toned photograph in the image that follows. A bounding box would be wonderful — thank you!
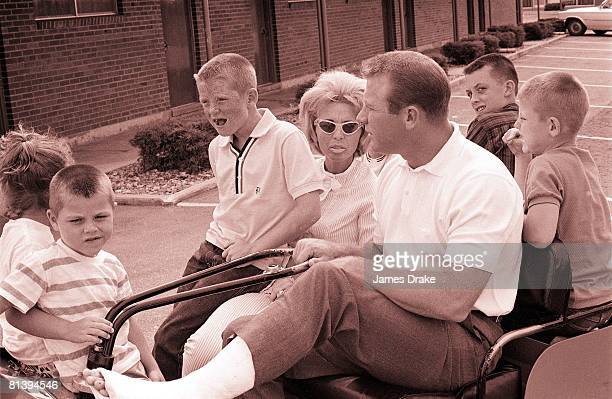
[0,1,610,398]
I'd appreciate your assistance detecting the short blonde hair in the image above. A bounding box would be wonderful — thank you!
[518,71,589,137]
[49,164,114,214]
[361,51,450,121]
[0,125,73,219]
[299,70,367,156]
[194,53,257,94]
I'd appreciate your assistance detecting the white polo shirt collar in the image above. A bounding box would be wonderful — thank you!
[216,108,276,148]
[399,122,462,177]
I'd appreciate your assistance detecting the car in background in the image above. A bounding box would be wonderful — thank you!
[559,0,612,35]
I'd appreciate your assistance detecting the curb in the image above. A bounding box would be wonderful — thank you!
[449,33,567,89]
[115,178,217,206]
[117,34,566,207]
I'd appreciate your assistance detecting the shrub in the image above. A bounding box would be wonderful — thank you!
[523,22,549,40]
[441,40,485,65]
[129,120,217,173]
[428,54,449,75]
[294,79,317,102]
[540,17,566,33]
[489,31,517,48]
[488,25,525,47]
[461,34,500,54]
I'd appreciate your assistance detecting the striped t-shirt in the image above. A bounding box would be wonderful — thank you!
[0,239,140,391]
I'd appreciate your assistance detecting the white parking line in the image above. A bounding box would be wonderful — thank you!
[561,41,612,45]
[525,55,612,61]
[577,135,612,142]
[516,65,612,72]
[545,47,612,51]
[519,81,612,88]
[177,202,218,207]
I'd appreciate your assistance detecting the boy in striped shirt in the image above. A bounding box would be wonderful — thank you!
[0,164,163,393]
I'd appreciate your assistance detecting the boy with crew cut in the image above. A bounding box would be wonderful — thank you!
[0,164,163,393]
[464,53,519,174]
[153,52,323,380]
[503,71,612,334]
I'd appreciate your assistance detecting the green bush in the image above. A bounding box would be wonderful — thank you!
[488,25,525,47]
[129,120,217,173]
[441,40,485,65]
[489,31,517,48]
[461,34,500,54]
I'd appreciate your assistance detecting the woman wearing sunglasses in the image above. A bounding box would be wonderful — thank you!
[177,70,377,376]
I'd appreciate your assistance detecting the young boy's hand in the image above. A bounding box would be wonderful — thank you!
[65,317,113,344]
[223,239,256,261]
[502,128,531,157]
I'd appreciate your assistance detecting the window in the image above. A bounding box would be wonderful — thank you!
[34,0,118,19]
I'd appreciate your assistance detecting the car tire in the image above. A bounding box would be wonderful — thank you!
[566,20,587,36]
[593,30,607,36]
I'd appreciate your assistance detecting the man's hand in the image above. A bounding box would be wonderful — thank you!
[64,317,113,344]
[502,128,531,158]
[293,238,357,264]
[222,239,256,262]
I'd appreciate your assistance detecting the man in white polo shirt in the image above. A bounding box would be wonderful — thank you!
[86,51,523,399]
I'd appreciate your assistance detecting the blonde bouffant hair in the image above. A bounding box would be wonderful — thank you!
[299,70,367,157]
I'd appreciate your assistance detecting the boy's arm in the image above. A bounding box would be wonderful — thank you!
[523,204,559,248]
[223,191,321,261]
[128,320,164,381]
[5,307,112,344]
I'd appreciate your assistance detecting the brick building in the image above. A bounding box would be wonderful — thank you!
[0,0,522,139]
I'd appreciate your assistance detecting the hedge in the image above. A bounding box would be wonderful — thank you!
[487,25,525,47]
[460,34,500,54]
[523,21,555,40]
[489,31,517,49]
[129,120,216,173]
[441,40,485,65]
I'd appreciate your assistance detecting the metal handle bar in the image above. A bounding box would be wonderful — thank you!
[104,248,293,324]
[476,300,612,399]
[99,260,309,356]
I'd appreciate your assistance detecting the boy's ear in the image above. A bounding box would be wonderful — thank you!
[246,88,258,105]
[46,209,59,232]
[503,80,516,98]
[548,116,561,137]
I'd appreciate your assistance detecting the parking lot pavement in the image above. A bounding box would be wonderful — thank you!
[452,35,612,202]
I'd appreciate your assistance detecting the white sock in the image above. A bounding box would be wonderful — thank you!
[98,337,256,399]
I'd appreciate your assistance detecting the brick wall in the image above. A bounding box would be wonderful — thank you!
[0,0,169,137]
[414,0,455,47]
[208,1,256,65]
[274,1,320,81]
[0,0,523,138]
[326,0,385,68]
[489,0,519,26]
